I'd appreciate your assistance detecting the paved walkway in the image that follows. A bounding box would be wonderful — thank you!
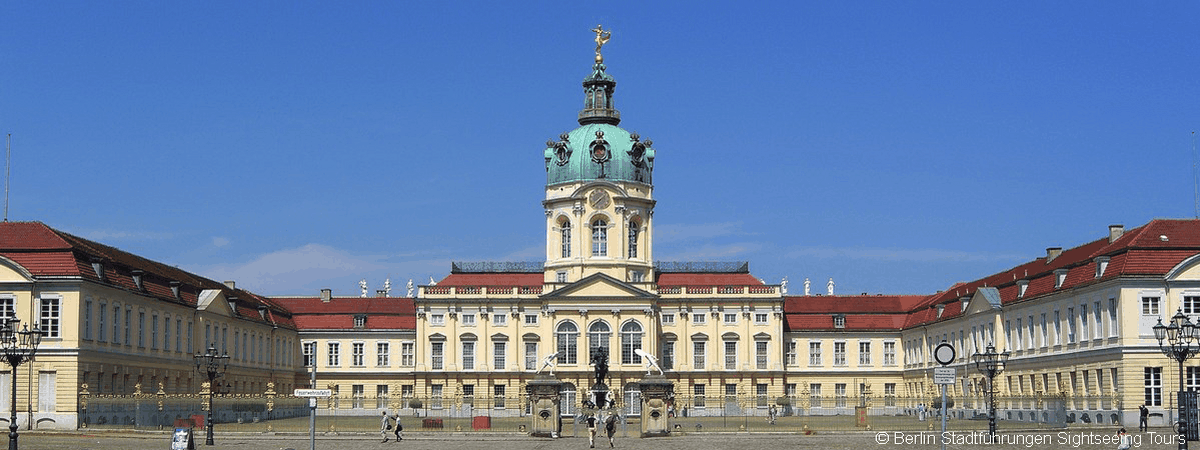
[2,428,1180,450]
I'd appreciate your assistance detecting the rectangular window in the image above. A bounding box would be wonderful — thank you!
[724,341,737,369]
[376,385,389,409]
[431,342,444,370]
[835,383,847,407]
[1053,311,1061,345]
[834,342,846,366]
[431,384,443,409]
[353,316,365,328]
[693,341,706,370]
[785,341,797,366]
[724,313,737,325]
[592,221,607,256]
[137,311,145,347]
[163,317,170,351]
[431,314,445,326]
[1016,319,1023,350]
[377,342,390,367]
[462,342,475,370]
[1143,297,1161,316]
[463,384,475,406]
[692,313,706,324]
[401,342,415,367]
[327,342,340,366]
[524,314,539,326]
[493,385,506,409]
[40,297,61,338]
[493,314,507,326]
[1080,305,1089,340]
[662,341,674,370]
[694,384,706,408]
[858,341,871,365]
[755,312,768,324]
[351,385,364,409]
[756,341,768,369]
[556,271,568,283]
[661,314,675,325]
[1067,307,1077,343]
[809,342,822,366]
[115,306,123,345]
[1189,367,1200,392]
[1093,301,1103,339]
[884,383,897,406]
[833,315,845,328]
[176,319,183,352]
[1186,296,1200,316]
[1145,367,1162,406]
[883,341,896,366]
[124,308,131,346]
[352,342,365,366]
[0,297,13,325]
[810,384,822,408]
[1109,299,1119,337]
[98,303,107,342]
[757,383,768,407]
[525,342,538,370]
[494,342,506,370]
[151,314,158,350]
[1040,314,1048,348]
[462,314,476,326]
[84,299,92,340]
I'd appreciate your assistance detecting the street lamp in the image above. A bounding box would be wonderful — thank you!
[193,343,229,446]
[1154,309,1197,450]
[0,319,42,450]
[972,343,1009,437]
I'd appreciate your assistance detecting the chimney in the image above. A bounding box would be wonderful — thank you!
[224,280,236,290]
[1045,247,1063,263]
[1109,224,1125,243]
[320,288,332,302]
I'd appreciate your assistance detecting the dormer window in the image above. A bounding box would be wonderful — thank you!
[1016,280,1029,298]
[833,315,846,329]
[1094,256,1110,279]
[90,258,105,281]
[354,315,367,328]
[131,270,145,291]
[1054,269,1069,289]
[169,281,182,300]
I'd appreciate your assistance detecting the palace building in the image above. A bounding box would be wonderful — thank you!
[0,33,1199,430]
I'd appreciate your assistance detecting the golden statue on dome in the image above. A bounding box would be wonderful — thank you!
[591,24,611,63]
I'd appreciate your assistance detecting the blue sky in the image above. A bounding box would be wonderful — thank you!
[3,2,1198,297]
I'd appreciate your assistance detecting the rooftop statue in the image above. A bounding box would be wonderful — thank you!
[591,25,611,63]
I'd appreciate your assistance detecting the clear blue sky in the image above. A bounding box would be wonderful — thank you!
[3,2,1198,296]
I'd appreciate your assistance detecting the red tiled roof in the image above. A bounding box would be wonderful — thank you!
[657,273,763,286]
[272,297,417,331]
[784,295,927,314]
[784,313,908,331]
[436,273,543,286]
[0,221,296,330]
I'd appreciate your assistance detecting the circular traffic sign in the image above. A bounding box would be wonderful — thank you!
[934,342,956,366]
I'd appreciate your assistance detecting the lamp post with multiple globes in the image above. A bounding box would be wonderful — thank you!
[1154,309,1198,450]
[193,344,229,446]
[0,319,43,450]
[971,343,1009,437]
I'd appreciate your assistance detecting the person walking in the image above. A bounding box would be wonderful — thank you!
[586,413,598,448]
[1139,404,1149,432]
[604,412,618,448]
[391,410,404,441]
[380,410,393,443]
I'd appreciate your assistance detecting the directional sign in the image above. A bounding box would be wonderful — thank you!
[933,367,956,385]
[294,389,332,397]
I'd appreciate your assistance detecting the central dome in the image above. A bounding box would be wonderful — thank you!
[544,123,653,186]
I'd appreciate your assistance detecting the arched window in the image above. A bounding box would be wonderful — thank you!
[560,219,571,258]
[588,321,611,362]
[592,219,608,256]
[556,321,578,364]
[627,219,639,258]
[621,321,643,364]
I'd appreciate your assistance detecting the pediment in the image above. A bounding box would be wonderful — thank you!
[963,287,1003,316]
[0,256,34,283]
[196,289,236,316]
[541,273,656,299]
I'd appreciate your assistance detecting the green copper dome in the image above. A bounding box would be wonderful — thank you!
[543,61,655,186]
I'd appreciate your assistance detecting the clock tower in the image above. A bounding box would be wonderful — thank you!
[542,26,656,288]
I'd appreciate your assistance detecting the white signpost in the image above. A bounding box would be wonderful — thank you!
[933,342,956,450]
[294,389,333,397]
